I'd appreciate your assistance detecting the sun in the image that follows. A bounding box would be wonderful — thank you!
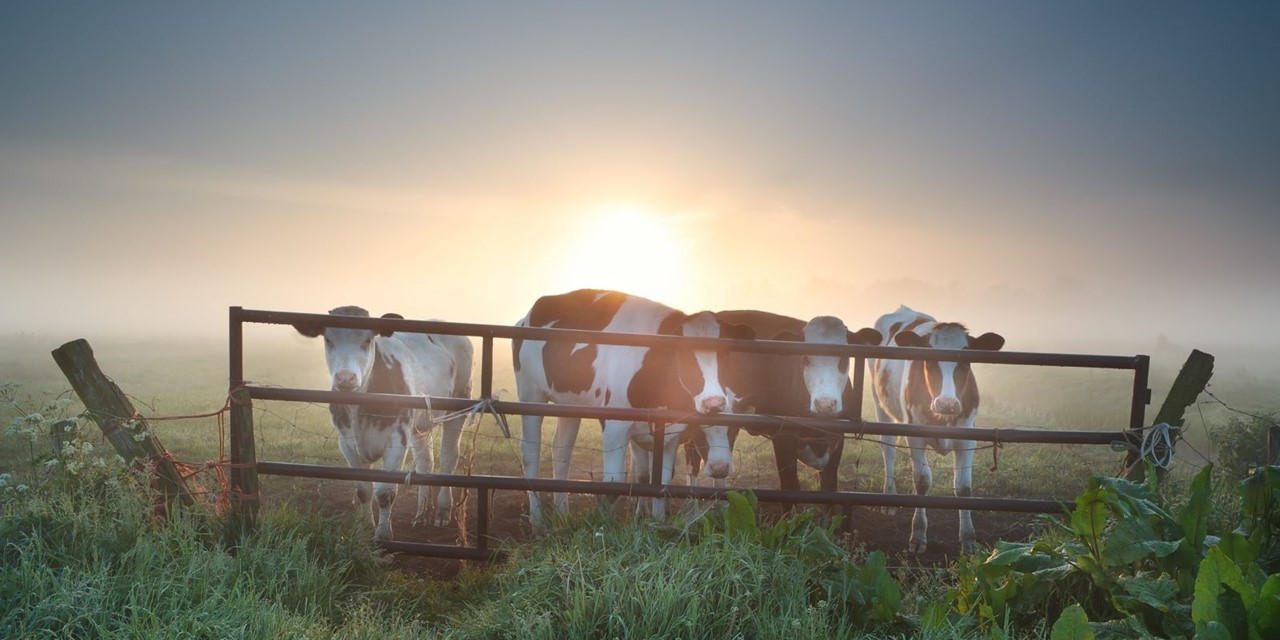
[556,204,692,305]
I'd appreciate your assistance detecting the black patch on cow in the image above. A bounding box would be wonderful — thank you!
[377,488,396,510]
[529,290,628,395]
[362,347,412,430]
[330,403,353,430]
[888,321,903,339]
[628,312,693,410]
[511,337,522,373]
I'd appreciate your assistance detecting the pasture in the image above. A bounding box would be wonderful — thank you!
[2,329,1278,638]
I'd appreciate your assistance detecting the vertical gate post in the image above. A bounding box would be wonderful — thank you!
[650,421,666,486]
[1124,355,1152,481]
[480,335,494,399]
[228,307,259,535]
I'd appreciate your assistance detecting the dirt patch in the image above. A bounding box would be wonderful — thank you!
[304,481,1048,579]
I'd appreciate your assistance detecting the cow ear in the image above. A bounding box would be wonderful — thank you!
[722,322,755,341]
[293,323,325,338]
[969,332,1005,351]
[378,313,404,337]
[847,327,882,345]
[774,330,802,342]
[893,331,929,348]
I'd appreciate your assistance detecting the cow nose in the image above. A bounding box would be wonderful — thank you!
[708,461,731,479]
[813,397,839,417]
[334,371,358,391]
[699,396,726,414]
[931,396,962,416]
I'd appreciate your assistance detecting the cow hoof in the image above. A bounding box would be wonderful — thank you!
[881,506,898,516]
[374,526,392,542]
[961,540,978,555]
[432,511,452,527]
[908,539,927,554]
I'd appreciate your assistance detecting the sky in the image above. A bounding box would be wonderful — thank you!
[2,2,1278,355]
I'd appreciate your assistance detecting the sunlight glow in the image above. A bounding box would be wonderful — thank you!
[556,204,692,305]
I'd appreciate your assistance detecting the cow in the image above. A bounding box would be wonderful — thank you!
[292,306,474,540]
[684,310,881,492]
[869,305,1004,554]
[512,289,755,528]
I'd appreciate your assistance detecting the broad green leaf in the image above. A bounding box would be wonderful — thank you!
[1257,575,1280,637]
[1193,620,1232,640]
[1177,464,1213,551]
[1214,531,1256,567]
[1114,573,1177,613]
[723,491,758,541]
[1193,546,1257,626]
[1102,516,1178,566]
[1049,604,1093,640]
[1071,488,1109,545]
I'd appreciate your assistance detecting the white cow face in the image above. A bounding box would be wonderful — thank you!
[894,323,1004,418]
[669,311,755,479]
[779,317,882,418]
[671,311,755,416]
[293,306,401,391]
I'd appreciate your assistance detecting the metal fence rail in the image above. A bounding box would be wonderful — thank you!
[228,307,1151,559]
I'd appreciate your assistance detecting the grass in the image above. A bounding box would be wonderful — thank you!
[3,330,1278,638]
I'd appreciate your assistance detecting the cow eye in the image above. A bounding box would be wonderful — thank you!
[361,338,373,350]
[323,337,333,348]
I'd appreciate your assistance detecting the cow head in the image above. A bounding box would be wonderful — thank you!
[292,306,403,392]
[664,311,755,479]
[893,323,1004,419]
[776,317,881,418]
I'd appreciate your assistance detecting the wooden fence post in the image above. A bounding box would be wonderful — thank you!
[1268,424,1280,467]
[228,387,259,534]
[1124,349,1214,482]
[51,339,195,508]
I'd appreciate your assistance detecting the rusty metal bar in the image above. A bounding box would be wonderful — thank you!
[237,308,1145,370]
[851,356,866,419]
[480,336,494,399]
[246,386,1128,447]
[256,461,1074,513]
[650,422,665,486]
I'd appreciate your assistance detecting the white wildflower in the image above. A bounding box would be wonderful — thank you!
[16,484,28,493]
[44,458,60,468]
[0,473,9,488]
[65,461,83,475]
[80,441,94,454]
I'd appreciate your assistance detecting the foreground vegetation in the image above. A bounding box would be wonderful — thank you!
[3,335,1279,638]
[3,428,1278,638]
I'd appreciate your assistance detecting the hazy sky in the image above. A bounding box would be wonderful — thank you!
[2,2,1277,352]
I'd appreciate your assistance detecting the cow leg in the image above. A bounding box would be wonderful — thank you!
[336,429,376,527]
[953,439,977,554]
[906,436,932,554]
[432,410,465,527]
[373,427,411,541]
[550,416,581,517]
[520,413,547,529]
[818,436,844,492]
[651,426,683,519]
[601,420,632,517]
[876,402,899,515]
[408,421,435,525]
[773,436,801,492]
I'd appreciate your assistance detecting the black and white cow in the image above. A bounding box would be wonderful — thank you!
[513,289,755,528]
[685,310,881,492]
[293,306,474,540]
[869,305,1004,554]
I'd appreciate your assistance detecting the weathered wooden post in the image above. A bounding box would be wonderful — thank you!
[228,306,260,535]
[51,339,195,507]
[1124,349,1214,482]
[1268,424,1280,467]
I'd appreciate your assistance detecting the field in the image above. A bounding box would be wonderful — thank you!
[2,329,1278,638]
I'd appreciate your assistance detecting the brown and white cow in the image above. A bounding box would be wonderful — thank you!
[685,310,881,492]
[869,305,1004,554]
[513,289,755,528]
[293,306,474,540]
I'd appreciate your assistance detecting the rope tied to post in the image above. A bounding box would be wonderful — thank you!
[423,396,511,438]
[1140,422,1178,470]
